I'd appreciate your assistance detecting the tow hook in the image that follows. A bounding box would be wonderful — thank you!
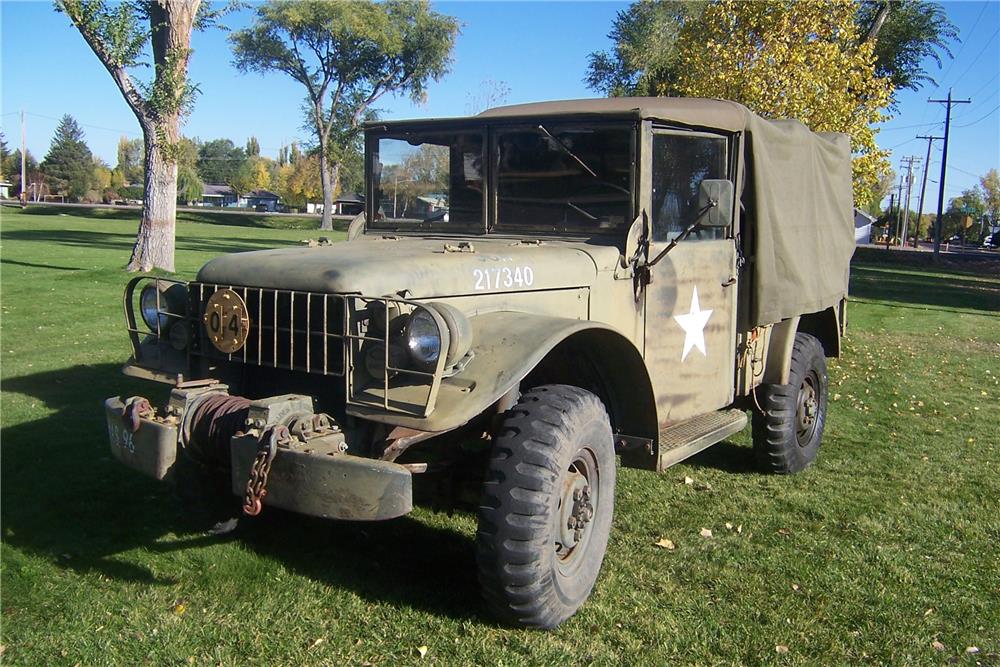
[122,396,153,433]
[242,425,290,516]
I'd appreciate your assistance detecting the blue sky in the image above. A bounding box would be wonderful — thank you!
[2,0,997,214]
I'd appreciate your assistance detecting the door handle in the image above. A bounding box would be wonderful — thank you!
[722,276,737,287]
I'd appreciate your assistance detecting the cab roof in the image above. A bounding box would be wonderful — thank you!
[367,97,752,133]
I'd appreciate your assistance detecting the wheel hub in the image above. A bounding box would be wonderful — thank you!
[795,373,819,445]
[558,470,594,554]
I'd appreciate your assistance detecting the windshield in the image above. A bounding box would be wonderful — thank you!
[370,130,484,229]
[495,124,634,234]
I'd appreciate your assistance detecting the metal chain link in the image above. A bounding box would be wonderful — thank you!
[242,425,289,516]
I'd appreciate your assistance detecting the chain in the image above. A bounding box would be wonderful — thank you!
[242,424,289,516]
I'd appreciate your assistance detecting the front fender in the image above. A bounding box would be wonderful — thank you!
[346,312,621,433]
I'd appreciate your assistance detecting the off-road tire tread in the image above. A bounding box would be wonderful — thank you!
[752,333,828,474]
[477,384,614,629]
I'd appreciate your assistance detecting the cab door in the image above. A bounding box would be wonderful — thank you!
[642,127,739,424]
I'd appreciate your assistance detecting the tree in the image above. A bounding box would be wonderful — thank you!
[6,149,39,200]
[980,168,1000,233]
[588,0,893,204]
[116,136,144,184]
[585,1,706,97]
[857,1,958,101]
[196,138,245,184]
[944,186,985,241]
[58,0,229,272]
[231,0,460,230]
[42,115,95,200]
[0,131,9,181]
[229,156,271,197]
[587,0,957,103]
[274,153,322,211]
[465,79,511,114]
[246,135,261,157]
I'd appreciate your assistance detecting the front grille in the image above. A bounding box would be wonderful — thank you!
[191,283,347,376]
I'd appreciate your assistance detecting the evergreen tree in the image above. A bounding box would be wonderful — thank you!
[246,136,261,157]
[42,115,94,200]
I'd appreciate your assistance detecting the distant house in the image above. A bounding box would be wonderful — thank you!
[306,193,365,216]
[0,180,11,199]
[854,208,874,245]
[334,192,364,216]
[201,184,237,207]
[242,189,280,212]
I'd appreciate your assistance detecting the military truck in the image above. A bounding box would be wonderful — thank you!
[105,98,854,629]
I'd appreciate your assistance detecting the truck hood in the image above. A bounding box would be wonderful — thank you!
[196,236,611,298]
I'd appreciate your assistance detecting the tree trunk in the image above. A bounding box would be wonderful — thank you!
[319,150,336,231]
[128,121,178,272]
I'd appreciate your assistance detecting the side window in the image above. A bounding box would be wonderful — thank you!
[651,133,728,241]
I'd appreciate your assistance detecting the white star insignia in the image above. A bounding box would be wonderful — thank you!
[673,286,713,362]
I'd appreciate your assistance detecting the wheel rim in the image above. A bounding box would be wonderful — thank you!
[554,447,599,574]
[795,369,820,447]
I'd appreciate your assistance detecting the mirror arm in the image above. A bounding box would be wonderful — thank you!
[645,199,718,269]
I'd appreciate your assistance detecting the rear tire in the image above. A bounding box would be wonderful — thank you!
[752,333,828,474]
[476,385,616,629]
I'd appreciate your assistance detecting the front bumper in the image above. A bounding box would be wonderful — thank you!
[103,390,413,521]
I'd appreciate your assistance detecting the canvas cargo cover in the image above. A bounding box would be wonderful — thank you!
[743,115,854,326]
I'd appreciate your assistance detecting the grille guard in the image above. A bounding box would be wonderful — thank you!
[123,277,450,418]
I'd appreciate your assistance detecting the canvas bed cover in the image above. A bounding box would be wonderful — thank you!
[481,97,856,328]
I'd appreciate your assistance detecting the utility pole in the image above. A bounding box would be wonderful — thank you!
[20,110,26,208]
[899,156,920,247]
[929,89,971,257]
[885,192,895,249]
[895,174,905,245]
[914,135,942,248]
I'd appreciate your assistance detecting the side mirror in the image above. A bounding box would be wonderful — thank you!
[697,179,734,228]
[622,210,647,268]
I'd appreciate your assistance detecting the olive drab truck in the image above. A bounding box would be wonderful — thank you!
[104,97,855,629]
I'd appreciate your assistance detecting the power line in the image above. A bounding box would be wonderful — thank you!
[952,27,999,86]
[935,1,989,90]
[880,120,945,132]
[953,103,1000,128]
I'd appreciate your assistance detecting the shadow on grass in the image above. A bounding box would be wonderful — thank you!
[1,228,315,258]
[850,265,1000,313]
[1,363,485,622]
[12,204,350,231]
[683,441,758,474]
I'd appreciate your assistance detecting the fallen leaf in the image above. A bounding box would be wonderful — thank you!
[737,524,743,534]
[417,646,429,659]
[308,638,324,650]
[775,645,789,654]
[778,528,791,536]
[654,538,675,550]
[725,522,733,530]
[931,641,946,652]
[923,608,934,617]
[694,481,713,491]
[682,476,694,485]
[699,528,713,538]
[173,604,186,616]
[791,583,800,592]
[966,647,980,654]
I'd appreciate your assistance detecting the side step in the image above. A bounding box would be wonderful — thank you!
[657,409,748,472]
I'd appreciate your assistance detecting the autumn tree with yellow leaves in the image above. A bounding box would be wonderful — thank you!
[586,0,944,205]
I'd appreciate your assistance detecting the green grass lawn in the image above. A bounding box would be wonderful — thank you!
[2,208,998,665]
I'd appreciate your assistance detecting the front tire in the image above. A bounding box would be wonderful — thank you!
[752,332,828,474]
[477,385,616,629]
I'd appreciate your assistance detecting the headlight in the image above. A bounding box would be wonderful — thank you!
[406,308,442,366]
[140,282,186,333]
[405,303,473,370]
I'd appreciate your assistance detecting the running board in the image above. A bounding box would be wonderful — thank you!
[656,409,748,472]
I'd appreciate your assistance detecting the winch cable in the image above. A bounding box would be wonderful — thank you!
[183,393,252,467]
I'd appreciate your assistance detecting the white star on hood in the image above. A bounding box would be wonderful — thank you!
[673,286,713,362]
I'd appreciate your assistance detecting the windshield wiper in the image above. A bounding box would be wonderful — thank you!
[536,124,598,177]
[536,124,630,196]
